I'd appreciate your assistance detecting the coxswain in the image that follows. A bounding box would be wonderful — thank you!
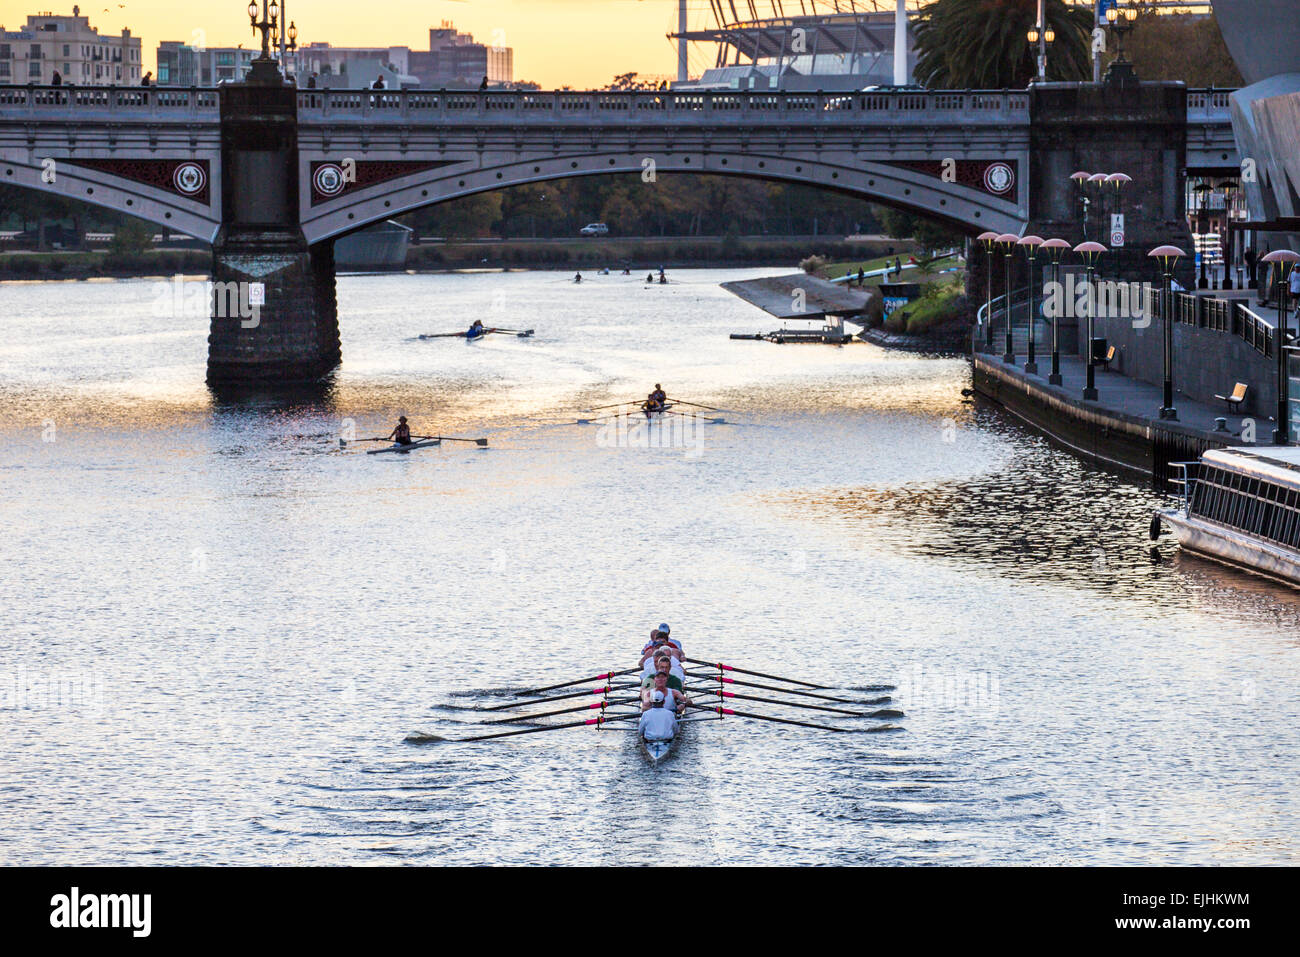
[386,416,414,446]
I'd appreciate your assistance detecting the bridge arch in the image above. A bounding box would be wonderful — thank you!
[299,149,1026,246]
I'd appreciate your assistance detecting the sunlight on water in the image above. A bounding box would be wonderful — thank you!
[0,268,1297,866]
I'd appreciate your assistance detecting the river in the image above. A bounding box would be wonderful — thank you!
[1,268,1296,865]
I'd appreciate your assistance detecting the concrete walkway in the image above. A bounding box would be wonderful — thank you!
[979,349,1261,441]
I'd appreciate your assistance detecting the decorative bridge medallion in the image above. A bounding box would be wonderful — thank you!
[309,160,459,206]
[63,158,212,204]
[886,160,1018,198]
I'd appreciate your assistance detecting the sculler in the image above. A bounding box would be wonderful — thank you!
[650,383,667,406]
[467,319,486,338]
[386,416,414,446]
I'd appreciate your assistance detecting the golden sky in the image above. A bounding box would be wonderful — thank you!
[1,0,707,88]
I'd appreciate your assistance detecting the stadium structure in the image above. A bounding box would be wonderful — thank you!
[667,0,1217,92]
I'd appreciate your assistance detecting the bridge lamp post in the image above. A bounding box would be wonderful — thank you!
[1105,3,1139,65]
[1149,245,1187,421]
[1018,235,1044,374]
[1070,171,1092,241]
[1075,241,1108,401]
[1262,249,1300,444]
[1040,238,1071,385]
[977,231,1000,352]
[996,234,1021,364]
[249,0,280,61]
[1027,1,1055,80]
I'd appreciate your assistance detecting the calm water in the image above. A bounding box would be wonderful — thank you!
[1,268,1297,866]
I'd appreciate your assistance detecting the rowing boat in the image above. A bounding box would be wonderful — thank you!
[367,438,441,455]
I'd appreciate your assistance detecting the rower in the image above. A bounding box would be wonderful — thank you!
[640,640,685,683]
[656,622,681,656]
[641,651,685,691]
[574,271,583,284]
[639,671,687,732]
[467,319,485,337]
[386,416,414,446]
[641,392,665,419]
[646,273,655,284]
[650,383,667,407]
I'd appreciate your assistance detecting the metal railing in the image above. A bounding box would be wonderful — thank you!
[293,88,1031,123]
[1149,289,1276,357]
[0,84,218,113]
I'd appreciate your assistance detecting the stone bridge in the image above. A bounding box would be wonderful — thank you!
[0,69,1238,384]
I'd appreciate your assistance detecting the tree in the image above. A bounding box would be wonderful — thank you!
[876,208,963,255]
[913,0,1093,89]
[1117,8,1243,87]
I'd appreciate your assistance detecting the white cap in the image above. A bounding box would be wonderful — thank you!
[651,690,665,703]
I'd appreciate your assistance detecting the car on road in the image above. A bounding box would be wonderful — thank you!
[579,223,609,236]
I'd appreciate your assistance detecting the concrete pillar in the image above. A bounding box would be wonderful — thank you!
[207,57,340,386]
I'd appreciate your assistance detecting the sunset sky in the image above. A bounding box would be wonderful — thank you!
[0,0,718,88]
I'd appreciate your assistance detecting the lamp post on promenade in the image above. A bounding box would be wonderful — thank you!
[977,231,999,352]
[1040,238,1071,385]
[1018,235,1044,375]
[1149,245,1187,421]
[1075,241,1108,401]
[1262,249,1300,444]
[997,234,1020,364]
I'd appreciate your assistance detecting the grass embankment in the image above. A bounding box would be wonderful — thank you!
[818,251,969,337]
[409,236,898,270]
[0,249,209,280]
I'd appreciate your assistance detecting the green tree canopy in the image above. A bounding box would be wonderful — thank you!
[913,0,1093,89]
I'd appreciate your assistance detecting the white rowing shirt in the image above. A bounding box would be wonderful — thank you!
[641,656,686,682]
[639,705,677,741]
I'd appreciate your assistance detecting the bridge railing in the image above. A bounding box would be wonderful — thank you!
[293,88,1030,123]
[1186,87,1234,122]
[0,84,218,115]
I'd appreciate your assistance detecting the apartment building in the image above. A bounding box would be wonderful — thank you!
[0,6,141,85]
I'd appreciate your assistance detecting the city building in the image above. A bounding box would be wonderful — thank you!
[408,23,512,89]
[156,42,258,86]
[0,6,141,86]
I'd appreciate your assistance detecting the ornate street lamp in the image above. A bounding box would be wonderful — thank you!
[977,231,1000,352]
[1261,249,1300,444]
[1075,241,1108,400]
[996,233,1021,363]
[1149,245,1187,420]
[1018,235,1044,374]
[1040,238,1071,385]
[249,0,280,61]
[1027,0,1056,80]
[1105,2,1139,64]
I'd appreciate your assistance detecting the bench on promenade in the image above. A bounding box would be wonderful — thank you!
[1095,345,1116,371]
[1214,382,1248,412]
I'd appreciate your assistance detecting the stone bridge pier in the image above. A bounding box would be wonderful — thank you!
[207,59,339,385]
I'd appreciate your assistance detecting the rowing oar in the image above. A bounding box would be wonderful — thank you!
[693,674,889,706]
[666,398,726,412]
[480,682,639,711]
[416,711,640,743]
[487,328,534,337]
[688,687,901,719]
[685,658,829,690]
[516,667,641,696]
[418,331,469,339]
[481,696,641,725]
[687,703,855,732]
[581,400,640,413]
[415,434,489,447]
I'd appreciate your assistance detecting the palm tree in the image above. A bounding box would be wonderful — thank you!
[913,0,1094,89]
